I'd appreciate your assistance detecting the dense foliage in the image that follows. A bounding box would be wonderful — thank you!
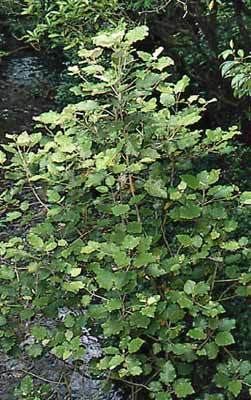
[0,1,250,399]
[1,1,250,133]
[0,25,250,399]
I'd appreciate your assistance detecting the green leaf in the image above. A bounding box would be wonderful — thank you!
[64,314,75,328]
[174,75,190,94]
[109,354,124,370]
[187,328,206,340]
[137,51,152,62]
[154,56,174,71]
[47,189,61,203]
[95,269,114,290]
[228,380,242,397]
[128,338,144,354]
[20,376,33,393]
[0,315,7,326]
[125,356,143,376]
[174,379,195,398]
[0,266,15,280]
[122,235,140,250]
[28,233,44,249]
[240,191,251,205]
[127,222,142,234]
[20,309,35,321]
[111,204,130,216]
[125,26,149,44]
[94,30,125,48]
[31,325,48,341]
[181,174,200,189]
[0,150,6,164]
[81,295,91,307]
[170,204,201,220]
[240,361,251,377]
[205,342,219,359]
[215,332,235,346]
[160,361,176,384]
[220,240,240,251]
[16,131,31,146]
[160,93,175,107]
[144,179,167,198]
[5,211,22,222]
[197,169,220,188]
[63,281,85,293]
[27,343,43,358]
[134,252,155,267]
[34,111,61,125]
[184,280,196,295]
[106,298,122,312]
[176,235,192,247]
[68,267,81,277]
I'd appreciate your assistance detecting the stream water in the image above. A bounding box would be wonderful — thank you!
[0,46,58,139]
[0,36,124,400]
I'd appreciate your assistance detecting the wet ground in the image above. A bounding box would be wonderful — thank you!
[0,34,124,400]
[0,38,58,139]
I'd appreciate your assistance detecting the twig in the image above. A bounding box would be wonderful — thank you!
[138,0,172,15]
[111,376,151,391]
[17,145,49,211]
[18,369,64,385]
[128,174,141,223]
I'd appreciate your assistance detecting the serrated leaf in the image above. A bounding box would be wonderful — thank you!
[125,26,149,44]
[109,354,124,370]
[31,325,48,341]
[106,298,122,311]
[47,189,61,203]
[128,338,144,353]
[197,169,220,188]
[205,342,219,359]
[0,150,6,164]
[0,266,15,280]
[184,280,196,295]
[95,269,114,290]
[81,295,91,306]
[215,331,235,346]
[94,30,125,48]
[0,315,7,326]
[27,343,43,358]
[181,174,200,189]
[240,191,251,205]
[176,235,192,247]
[34,111,61,125]
[154,56,174,71]
[111,204,130,216]
[187,328,206,340]
[174,379,194,398]
[174,75,190,94]
[144,179,167,199]
[63,281,85,293]
[64,314,75,328]
[28,233,44,249]
[228,380,242,397]
[6,211,22,222]
[16,131,31,146]
[160,93,175,107]
[160,361,176,384]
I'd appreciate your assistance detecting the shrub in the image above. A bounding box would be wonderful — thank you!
[0,25,250,399]
[221,44,251,99]
[20,0,119,50]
